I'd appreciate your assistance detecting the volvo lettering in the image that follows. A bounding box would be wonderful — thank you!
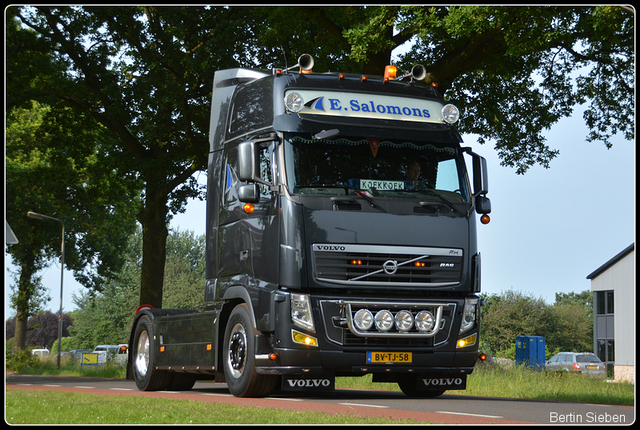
[126,54,491,398]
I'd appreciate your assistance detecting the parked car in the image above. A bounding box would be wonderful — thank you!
[93,345,120,364]
[114,344,128,366]
[546,352,606,377]
[32,348,49,358]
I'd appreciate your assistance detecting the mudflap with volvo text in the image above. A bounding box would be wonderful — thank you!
[282,374,336,392]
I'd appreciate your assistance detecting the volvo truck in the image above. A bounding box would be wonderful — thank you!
[126,55,492,397]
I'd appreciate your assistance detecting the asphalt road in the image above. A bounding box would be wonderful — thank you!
[7,374,635,424]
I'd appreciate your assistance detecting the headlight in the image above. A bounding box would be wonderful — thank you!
[374,310,394,332]
[459,297,478,334]
[291,294,315,332]
[284,92,304,113]
[354,309,374,331]
[415,310,435,332]
[441,104,460,124]
[394,310,414,332]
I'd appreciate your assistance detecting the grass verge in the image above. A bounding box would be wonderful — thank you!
[336,365,634,406]
[5,390,421,425]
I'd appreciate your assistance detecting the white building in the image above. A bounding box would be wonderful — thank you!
[587,243,635,383]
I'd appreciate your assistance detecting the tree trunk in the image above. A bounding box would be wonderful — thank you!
[13,258,38,351]
[137,184,169,309]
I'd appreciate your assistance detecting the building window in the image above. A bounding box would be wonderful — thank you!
[596,290,614,315]
[595,290,615,377]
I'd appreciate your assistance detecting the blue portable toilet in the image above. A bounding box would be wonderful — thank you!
[515,336,546,370]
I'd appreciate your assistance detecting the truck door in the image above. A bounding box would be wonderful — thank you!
[245,142,279,284]
[217,143,279,284]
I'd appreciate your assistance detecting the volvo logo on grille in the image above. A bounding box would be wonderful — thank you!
[383,260,398,275]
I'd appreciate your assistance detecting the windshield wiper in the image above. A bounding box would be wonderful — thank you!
[419,190,464,215]
[303,183,379,208]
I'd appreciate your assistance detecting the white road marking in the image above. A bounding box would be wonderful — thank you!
[199,392,233,397]
[268,397,304,402]
[436,411,503,419]
[108,388,135,391]
[339,402,389,409]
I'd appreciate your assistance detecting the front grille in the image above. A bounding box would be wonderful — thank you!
[313,244,462,287]
[342,332,434,347]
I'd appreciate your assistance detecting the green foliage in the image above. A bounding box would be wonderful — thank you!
[50,336,82,355]
[6,349,40,372]
[480,290,594,358]
[5,97,140,350]
[67,228,206,349]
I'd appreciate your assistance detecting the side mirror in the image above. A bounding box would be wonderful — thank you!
[472,154,489,196]
[238,141,257,182]
[239,184,260,203]
[475,195,491,214]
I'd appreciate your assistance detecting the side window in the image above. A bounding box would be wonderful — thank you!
[258,143,275,200]
[224,148,239,204]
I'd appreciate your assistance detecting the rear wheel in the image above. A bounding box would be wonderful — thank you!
[132,315,172,391]
[223,303,277,397]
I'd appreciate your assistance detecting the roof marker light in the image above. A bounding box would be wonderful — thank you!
[384,65,397,80]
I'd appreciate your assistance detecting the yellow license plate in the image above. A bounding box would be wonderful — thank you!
[367,352,412,364]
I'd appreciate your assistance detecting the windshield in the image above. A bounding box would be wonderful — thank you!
[284,133,470,203]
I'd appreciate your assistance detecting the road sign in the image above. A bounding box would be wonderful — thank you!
[81,353,99,366]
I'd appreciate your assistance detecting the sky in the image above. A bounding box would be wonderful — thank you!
[5,103,634,319]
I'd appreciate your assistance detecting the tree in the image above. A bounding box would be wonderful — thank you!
[5,311,73,350]
[545,291,593,354]
[7,6,250,308]
[480,289,596,358]
[480,290,549,355]
[297,6,634,173]
[8,6,632,312]
[5,99,139,350]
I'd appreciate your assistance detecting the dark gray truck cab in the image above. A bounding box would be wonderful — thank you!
[127,57,491,397]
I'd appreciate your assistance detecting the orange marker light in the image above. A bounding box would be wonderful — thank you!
[384,65,397,80]
[480,214,491,224]
[414,261,426,267]
[243,203,255,214]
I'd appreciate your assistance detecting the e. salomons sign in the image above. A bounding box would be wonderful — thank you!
[284,90,444,124]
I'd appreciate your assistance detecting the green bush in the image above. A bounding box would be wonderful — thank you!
[6,349,40,372]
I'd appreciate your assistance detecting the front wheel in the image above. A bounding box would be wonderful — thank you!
[223,303,277,397]
[132,315,172,391]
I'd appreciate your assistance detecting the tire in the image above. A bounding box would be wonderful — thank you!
[223,303,278,397]
[132,315,172,391]
[397,375,446,398]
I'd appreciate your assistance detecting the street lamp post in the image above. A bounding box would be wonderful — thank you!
[27,211,65,370]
